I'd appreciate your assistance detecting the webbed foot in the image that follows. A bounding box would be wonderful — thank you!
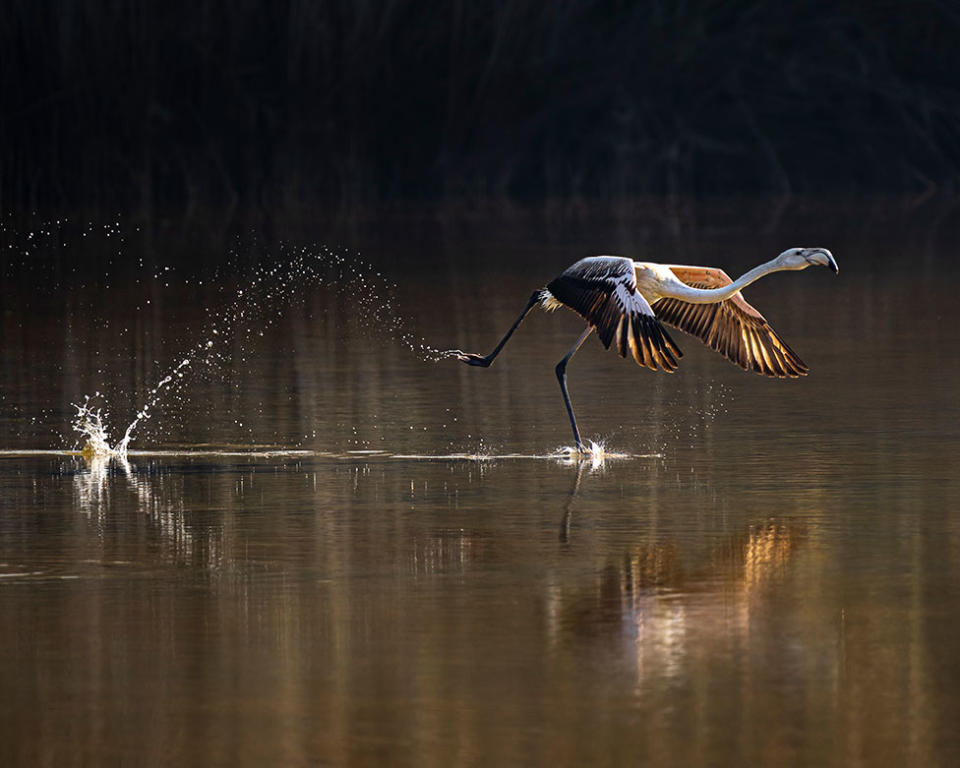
[454,352,491,367]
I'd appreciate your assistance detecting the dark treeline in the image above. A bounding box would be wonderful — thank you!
[3,0,960,211]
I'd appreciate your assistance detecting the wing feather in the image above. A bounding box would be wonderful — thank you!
[547,256,683,372]
[653,266,808,378]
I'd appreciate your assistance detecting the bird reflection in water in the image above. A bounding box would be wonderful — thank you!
[551,496,807,686]
[559,461,588,544]
[558,448,635,543]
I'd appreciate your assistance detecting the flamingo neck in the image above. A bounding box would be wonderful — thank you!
[664,258,787,304]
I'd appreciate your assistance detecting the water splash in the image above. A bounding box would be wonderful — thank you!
[114,358,192,456]
[553,439,633,468]
[72,359,197,459]
[72,397,116,459]
[68,238,448,454]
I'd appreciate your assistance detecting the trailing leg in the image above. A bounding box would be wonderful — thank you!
[452,290,543,367]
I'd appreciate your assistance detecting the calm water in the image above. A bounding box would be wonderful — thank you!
[1,201,959,766]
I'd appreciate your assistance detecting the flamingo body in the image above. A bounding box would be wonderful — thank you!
[450,247,837,451]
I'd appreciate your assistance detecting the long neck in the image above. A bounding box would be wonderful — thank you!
[664,258,787,304]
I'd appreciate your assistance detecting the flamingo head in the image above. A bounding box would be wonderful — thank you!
[777,247,838,274]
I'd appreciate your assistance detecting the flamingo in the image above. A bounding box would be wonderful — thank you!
[450,247,837,452]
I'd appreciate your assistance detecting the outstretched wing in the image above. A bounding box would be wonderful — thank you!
[546,256,683,372]
[652,266,807,377]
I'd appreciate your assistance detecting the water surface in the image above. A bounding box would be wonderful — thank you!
[1,201,958,766]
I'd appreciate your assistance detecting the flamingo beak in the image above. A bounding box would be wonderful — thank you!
[824,250,839,275]
[806,248,838,274]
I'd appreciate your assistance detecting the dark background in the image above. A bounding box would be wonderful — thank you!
[3,0,959,213]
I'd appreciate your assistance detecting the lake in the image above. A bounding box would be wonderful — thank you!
[1,199,958,766]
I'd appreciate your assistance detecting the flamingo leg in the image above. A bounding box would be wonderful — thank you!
[555,326,594,451]
[454,290,543,367]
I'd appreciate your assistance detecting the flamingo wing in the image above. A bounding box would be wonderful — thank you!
[652,266,808,377]
[547,256,682,372]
